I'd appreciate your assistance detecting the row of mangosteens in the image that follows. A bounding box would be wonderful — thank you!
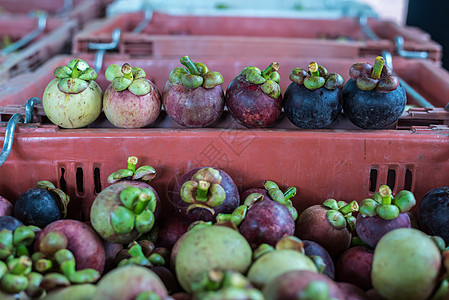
[1,156,448,299]
[42,55,406,131]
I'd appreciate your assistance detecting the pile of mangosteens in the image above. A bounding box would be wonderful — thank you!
[2,154,449,300]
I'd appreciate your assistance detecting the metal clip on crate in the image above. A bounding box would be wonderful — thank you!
[394,36,429,60]
[88,29,122,73]
[0,13,47,56]
[133,8,153,34]
[0,97,41,167]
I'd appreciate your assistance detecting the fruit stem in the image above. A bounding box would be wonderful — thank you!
[127,156,138,173]
[121,63,133,80]
[261,62,280,79]
[196,180,211,202]
[379,185,392,205]
[134,192,151,215]
[180,56,200,75]
[339,200,359,215]
[284,187,296,202]
[371,56,385,80]
[308,62,320,76]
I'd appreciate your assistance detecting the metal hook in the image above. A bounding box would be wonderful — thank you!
[394,36,429,59]
[382,51,434,108]
[0,12,48,55]
[133,8,153,34]
[88,28,121,73]
[0,97,42,167]
[358,13,380,41]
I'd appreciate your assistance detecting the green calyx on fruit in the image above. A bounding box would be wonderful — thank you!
[359,185,416,220]
[299,280,336,300]
[35,180,70,218]
[169,55,224,89]
[264,181,298,221]
[241,63,281,99]
[289,61,344,91]
[54,59,97,94]
[350,56,400,93]
[118,241,168,269]
[110,186,157,235]
[180,168,226,216]
[322,199,359,230]
[107,156,157,184]
[190,269,264,299]
[105,63,152,96]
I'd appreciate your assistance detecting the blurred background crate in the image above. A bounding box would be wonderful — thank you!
[72,10,441,62]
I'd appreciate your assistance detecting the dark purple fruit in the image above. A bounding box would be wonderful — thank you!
[337,282,371,300]
[356,213,410,248]
[303,240,335,280]
[295,200,358,259]
[226,63,282,128]
[34,219,106,273]
[336,246,374,290]
[0,216,24,231]
[342,56,406,130]
[15,188,62,228]
[418,187,449,243]
[239,189,295,249]
[155,212,188,250]
[171,167,239,223]
[284,62,344,129]
[262,270,345,300]
[0,196,13,216]
[162,56,225,128]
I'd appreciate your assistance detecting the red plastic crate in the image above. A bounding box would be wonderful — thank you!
[0,14,77,82]
[0,54,448,221]
[0,0,109,27]
[72,11,442,62]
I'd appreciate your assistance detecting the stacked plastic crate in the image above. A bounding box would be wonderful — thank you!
[0,1,448,221]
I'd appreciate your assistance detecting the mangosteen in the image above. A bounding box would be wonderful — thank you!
[14,181,70,228]
[217,181,297,249]
[171,167,240,224]
[190,270,263,300]
[0,196,13,216]
[226,62,282,128]
[336,246,374,290]
[356,185,414,248]
[342,56,406,129]
[0,216,24,232]
[92,265,168,300]
[418,187,449,243]
[262,270,345,300]
[175,225,252,293]
[303,240,335,280]
[284,62,344,129]
[295,198,358,258]
[42,59,102,128]
[103,63,162,128]
[162,56,225,128]
[247,236,318,289]
[90,156,160,244]
[34,219,106,273]
[372,228,441,300]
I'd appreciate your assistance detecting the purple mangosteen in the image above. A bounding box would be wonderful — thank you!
[162,56,225,128]
[226,62,282,128]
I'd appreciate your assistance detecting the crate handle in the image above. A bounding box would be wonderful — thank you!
[55,0,73,16]
[0,13,48,56]
[88,28,122,73]
[0,97,41,167]
[382,51,434,108]
[358,14,380,41]
[133,8,153,34]
[394,36,429,59]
